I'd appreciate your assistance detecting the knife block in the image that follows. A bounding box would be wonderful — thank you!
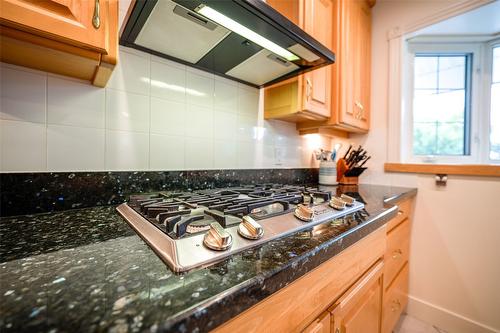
[336,158,363,185]
[338,175,359,185]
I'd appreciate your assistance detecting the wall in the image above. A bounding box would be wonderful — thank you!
[0,47,334,173]
[350,1,500,332]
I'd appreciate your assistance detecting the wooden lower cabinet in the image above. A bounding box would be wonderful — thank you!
[382,198,414,333]
[330,260,384,333]
[212,197,415,333]
[212,226,386,333]
[384,219,410,288]
[303,311,331,333]
[382,264,409,333]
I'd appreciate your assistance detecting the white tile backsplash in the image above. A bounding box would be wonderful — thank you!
[214,78,238,112]
[185,137,214,170]
[48,76,105,128]
[106,89,150,132]
[0,120,46,171]
[47,125,105,171]
[150,97,185,136]
[105,130,149,170]
[185,70,214,106]
[214,110,237,140]
[214,140,237,169]
[150,59,186,103]
[0,46,333,172]
[150,134,185,170]
[185,104,213,139]
[1,65,46,123]
[238,85,259,116]
[107,50,150,95]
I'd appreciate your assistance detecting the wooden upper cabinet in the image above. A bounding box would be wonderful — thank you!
[330,260,383,333]
[1,0,107,52]
[264,0,333,122]
[301,0,332,118]
[297,0,374,134]
[0,0,118,87]
[338,0,371,131]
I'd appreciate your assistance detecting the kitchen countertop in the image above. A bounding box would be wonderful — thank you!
[0,184,416,333]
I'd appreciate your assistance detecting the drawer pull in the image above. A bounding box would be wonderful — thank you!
[306,79,312,101]
[391,299,401,312]
[92,0,101,29]
[397,210,403,216]
[392,249,402,260]
[335,329,340,333]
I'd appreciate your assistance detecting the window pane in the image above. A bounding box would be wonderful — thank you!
[413,90,465,123]
[412,54,469,156]
[491,83,500,160]
[414,57,437,89]
[436,123,464,155]
[493,47,500,83]
[413,122,437,155]
[438,56,465,89]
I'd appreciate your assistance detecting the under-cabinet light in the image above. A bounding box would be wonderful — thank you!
[195,5,300,62]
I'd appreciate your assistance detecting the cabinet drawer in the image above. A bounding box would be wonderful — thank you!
[302,311,331,333]
[384,219,410,287]
[382,263,409,333]
[386,199,412,231]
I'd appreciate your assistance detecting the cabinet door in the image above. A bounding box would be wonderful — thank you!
[330,260,383,333]
[338,0,371,131]
[301,0,332,117]
[0,0,107,52]
[303,311,331,333]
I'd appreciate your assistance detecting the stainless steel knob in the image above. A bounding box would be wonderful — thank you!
[294,204,314,222]
[203,222,232,251]
[238,216,264,240]
[329,197,346,210]
[340,194,355,206]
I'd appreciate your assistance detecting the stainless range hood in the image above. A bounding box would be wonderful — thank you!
[120,0,335,87]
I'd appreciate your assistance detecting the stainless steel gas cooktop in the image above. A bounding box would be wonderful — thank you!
[117,184,364,272]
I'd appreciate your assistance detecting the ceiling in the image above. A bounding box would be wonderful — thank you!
[417,0,500,36]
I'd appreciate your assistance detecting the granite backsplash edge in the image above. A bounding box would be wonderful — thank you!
[0,168,319,217]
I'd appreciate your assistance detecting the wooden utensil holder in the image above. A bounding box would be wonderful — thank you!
[336,158,365,185]
[338,175,359,185]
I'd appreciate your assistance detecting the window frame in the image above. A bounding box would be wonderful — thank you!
[402,42,485,164]
[483,39,500,163]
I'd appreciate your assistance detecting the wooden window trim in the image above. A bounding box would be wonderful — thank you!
[384,163,500,177]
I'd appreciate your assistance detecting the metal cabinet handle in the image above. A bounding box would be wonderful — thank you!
[92,0,101,29]
[392,249,403,259]
[354,101,364,119]
[397,210,403,215]
[306,79,312,101]
[391,299,401,312]
[355,100,364,110]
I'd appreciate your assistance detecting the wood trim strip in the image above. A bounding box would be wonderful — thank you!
[384,163,500,177]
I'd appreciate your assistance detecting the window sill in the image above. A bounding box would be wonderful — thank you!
[384,163,500,177]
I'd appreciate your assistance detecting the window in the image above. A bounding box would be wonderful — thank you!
[490,46,500,160]
[413,54,471,156]
[403,41,500,164]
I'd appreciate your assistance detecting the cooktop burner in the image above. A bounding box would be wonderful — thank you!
[117,184,364,272]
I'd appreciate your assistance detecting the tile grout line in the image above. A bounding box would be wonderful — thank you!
[104,86,108,171]
[148,55,152,171]
[45,72,48,171]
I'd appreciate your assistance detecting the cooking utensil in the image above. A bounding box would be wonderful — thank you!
[343,144,352,159]
[359,156,371,167]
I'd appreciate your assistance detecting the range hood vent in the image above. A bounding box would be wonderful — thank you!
[120,0,335,87]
